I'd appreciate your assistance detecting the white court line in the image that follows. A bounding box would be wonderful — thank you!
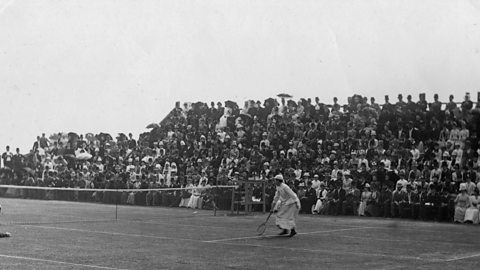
[0,254,126,270]
[444,253,480,262]
[125,219,241,230]
[338,234,479,247]
[25,224,197,242]
[204,226,376,242]
[212,240,424,261]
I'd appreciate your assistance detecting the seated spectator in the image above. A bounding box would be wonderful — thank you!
[342,183,361,215]
[464,188,480,224]
[300,181,317,214]
[454,184,470,223]
[358,183,372,216]
[391,182,406,218]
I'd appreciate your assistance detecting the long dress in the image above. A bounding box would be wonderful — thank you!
[272,183,300,230]
[358,191,372,216]
[187,184,205,209]
[454,193,470,223]
[464,195,480,224]
[313,189,327,214]
[179,184,193,207]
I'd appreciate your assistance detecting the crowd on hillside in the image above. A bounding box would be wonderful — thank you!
[1,92,480,223]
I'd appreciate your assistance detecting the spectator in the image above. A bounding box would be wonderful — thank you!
[454,184,470,223]
[2,146,13,169]
[300,181,316,214]
[464,188,480,224]
[358,183,372,216]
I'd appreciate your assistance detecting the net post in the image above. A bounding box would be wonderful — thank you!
[115,180,118,221]
[213,183,217,217]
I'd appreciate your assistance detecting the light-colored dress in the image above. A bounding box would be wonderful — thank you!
[179,184,193,207]
[273,183,301,230]
[454,193,470,223]
[187,184,205,209]
[464,195,479,224]
[358,191,372,216]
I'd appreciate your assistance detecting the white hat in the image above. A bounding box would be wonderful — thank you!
[303,172,310,177]
[274,174,284,181]
[365,183,371,188]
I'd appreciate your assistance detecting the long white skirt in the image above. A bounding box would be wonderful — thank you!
[464,207,479,224]
[179,197,190,207]
[313,199,324,214]
[187,195,203,209]
[358,201,367,216]
[275,203,299,230]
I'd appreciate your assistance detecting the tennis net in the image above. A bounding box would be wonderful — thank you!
[0,185,236,225]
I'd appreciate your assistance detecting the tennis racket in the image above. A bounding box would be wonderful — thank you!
[256,211,274,235]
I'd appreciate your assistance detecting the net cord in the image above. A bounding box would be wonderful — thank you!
[0,184,238,192]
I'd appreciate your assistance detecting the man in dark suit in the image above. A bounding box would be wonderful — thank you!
[300,181,317,214]
[330,180,346,215]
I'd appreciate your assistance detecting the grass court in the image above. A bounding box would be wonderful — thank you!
[0,198,479,269]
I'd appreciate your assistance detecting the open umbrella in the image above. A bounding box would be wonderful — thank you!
[98,133,113,141]
[68,132,79,139]
[277,93,293,98]
[287,100,297,107]
[224,100,238,109]
[238,113,253,126]
[263,98,277,108]
[117,133,128,142]
[75,150,92,160]
[146,123,160,129]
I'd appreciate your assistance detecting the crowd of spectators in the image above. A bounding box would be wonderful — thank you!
[1,92,480,223]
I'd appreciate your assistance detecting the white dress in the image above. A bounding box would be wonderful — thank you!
[358,191,372,216]
[464,196,480,224]
[187,184,205,209]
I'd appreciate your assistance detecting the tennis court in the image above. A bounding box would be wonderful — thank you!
[1,197,479,270]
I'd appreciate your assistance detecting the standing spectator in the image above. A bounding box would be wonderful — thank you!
[461,93,473,114]
[2,146,13,169]
[12,148,24,178]
[128,133,137,149]
[39,133,50,149]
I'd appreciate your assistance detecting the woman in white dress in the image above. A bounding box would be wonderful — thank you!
[454,184,470,223]
[188,180,206,209]
[179,180,194,207]
[358,184,372,216]
[464,188,480,224]
[312,183,328,214]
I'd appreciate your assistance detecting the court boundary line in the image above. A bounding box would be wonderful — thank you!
[338,234,480,247]
[24,224,199,242]
[204,226,376,242]
[443,252,480,262]
[0,254,126,270]
[213,240,427,262]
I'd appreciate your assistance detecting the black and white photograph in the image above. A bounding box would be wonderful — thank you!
[1,0,480,269]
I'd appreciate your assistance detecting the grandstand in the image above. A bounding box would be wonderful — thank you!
[1,92,480,269]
